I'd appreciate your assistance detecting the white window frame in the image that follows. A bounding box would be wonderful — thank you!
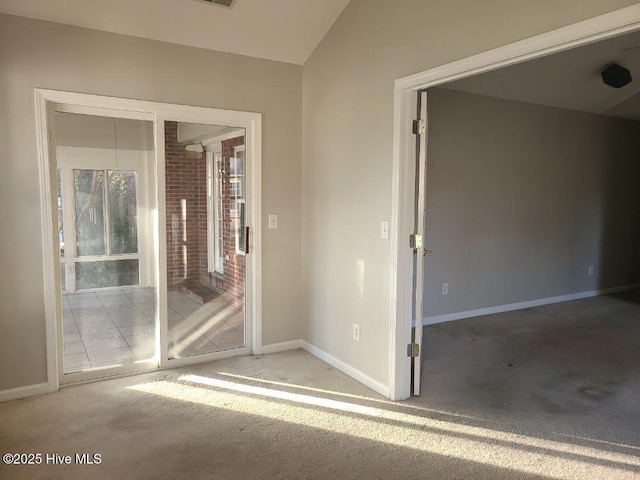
[232,144,246,255]
[206,148,225,275]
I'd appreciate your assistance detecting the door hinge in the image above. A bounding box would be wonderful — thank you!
[48,131,53,142]
[413,119,425,135]
[409,233,422,250]
[407,343,420,357]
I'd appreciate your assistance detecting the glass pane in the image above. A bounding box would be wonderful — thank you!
[57,169,64,257]
[60,264,66,292]
[108,170,139,254]
[76,259,139,290]
[231,149,246,254]
[74,169,106,256]
[165,121,246,359]
[215,157,224,273]
[55,112,156,376]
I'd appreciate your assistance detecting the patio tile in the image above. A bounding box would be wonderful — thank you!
[225,316,244,330]
[118,325,154,337]
[136,304,156,315]
[206,329,243,345]
[112,316,151,327]
[76,320,117,332]
[64,342,86,355]
[64,352,91,372]
[67,297,103,308]
[110,308,149,320]
[63,324,79,334]
[213,340,245,351]
[99,297,133,308]
[64,332,82,344]
[174,344,219,357]
[122,288,155,299]
[74,313,111,323]
[168,321,199,340]
[80,328,124,342]
[71,306,110,317]
[87,347,136,366]
[168,311,185,321]
[96,290,128,299]
[169,303,201,315]
[129,343,155,360]
[83,337,128,352]
[124,333,154,347]
[131,297,156,308]
[105,304,140,315]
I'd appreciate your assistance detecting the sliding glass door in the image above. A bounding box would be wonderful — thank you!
[54,110,156,378]
[163,121,247,359]
[42,92,258,386]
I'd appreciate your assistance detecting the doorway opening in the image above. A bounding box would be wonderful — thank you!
[391,5,640,401]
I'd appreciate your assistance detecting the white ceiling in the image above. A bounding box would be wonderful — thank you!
[0,0,351,65]
[441,30,640,120]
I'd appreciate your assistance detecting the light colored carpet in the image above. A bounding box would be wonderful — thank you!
[2,293,640,479]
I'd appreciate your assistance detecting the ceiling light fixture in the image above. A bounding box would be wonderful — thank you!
[601,63,632,88]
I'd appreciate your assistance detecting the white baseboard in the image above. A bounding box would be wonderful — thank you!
[299,340,389,398]
[0,382,55,403]
[260,339,389,398]
[423,283,640,326]
[260,339,303,355]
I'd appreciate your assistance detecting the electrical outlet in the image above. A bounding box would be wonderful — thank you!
[353,323,360,342]
[442,283,449,295]
[588,265,594,276]
[268,214,278,230]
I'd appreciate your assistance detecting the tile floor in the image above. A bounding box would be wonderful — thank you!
[62,287,244,373]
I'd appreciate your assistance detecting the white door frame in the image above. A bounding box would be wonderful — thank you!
[35,89,262,392]
[389,4,640,401]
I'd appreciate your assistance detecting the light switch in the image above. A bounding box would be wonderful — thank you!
[268,214,278,230]
[380,221,389,239]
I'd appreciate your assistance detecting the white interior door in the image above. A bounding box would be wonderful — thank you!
[412,90,428,395]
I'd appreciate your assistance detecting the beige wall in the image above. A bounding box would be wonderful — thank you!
[424,88,640,317]
[302,0,640,387]
[0,13,303,391]
[55,113,154,150]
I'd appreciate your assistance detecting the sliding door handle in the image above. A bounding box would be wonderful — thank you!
[245,226,250,255]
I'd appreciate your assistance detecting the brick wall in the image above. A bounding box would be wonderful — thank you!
[164,121,207,289]
[164,122,245,310]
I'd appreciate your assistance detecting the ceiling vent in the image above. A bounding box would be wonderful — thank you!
[200,0,236,7]
[601,63,632,89]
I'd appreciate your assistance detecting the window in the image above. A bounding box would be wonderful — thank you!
[232,145,246,255]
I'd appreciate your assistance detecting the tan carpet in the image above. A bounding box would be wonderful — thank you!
[2,292,640,479]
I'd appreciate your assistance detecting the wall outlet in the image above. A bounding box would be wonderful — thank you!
[442,283,449,295]
[268,214,278,230]
[353,323,360,341]
[588,265,594,276]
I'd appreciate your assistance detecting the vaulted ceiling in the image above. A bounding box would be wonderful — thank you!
[3,0,640,118]
[0,0,351,65]
[441,29,640,120]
